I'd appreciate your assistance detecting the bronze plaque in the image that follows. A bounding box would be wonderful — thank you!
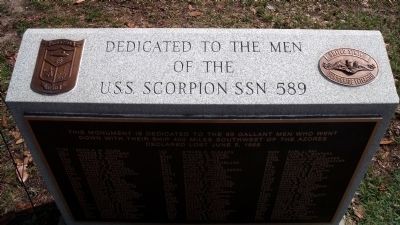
[26,116,379,223]
[319,48,378,87]
[31,39,84,95]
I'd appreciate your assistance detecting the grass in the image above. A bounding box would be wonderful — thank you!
[0,126,18,216]
[0,54,11,92]
[84,7,102,22]
[256,7,273,23]
[358,169,400,225]
[0,162,16,216]
[0,55,11,80]
[38,15,80,27]
[14,20,34,36]
[30,0,54,11]
[0,3,8,14]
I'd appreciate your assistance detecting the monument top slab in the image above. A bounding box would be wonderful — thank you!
[6,28,399,105]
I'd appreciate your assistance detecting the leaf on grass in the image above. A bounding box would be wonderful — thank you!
[266,4,276,11]
[16,163,29,183]
[189,11,203,17]
[23,150,33,165]
[378,183,387,192]
[2,114,8,128]
[23,150,30,157]
[353,205,365,219]
[74,0,85,4]
[188,4,194,11]
[6,53,17,66]
[380,151,390,160]
[15,202,32,211]
[16,138,24,144]
[10,130,21,139]
[124,22,136,28]
[216,3,224,10]
[15,158,23,165]
[250,7,256,15]
[380,138,394,145]
[346,218,357,225]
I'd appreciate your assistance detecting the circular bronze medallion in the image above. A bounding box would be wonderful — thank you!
[319,48,378,87]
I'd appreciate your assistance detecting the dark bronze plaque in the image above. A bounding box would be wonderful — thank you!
[319,48,378,87]
[31,39,84,95]
[26,117,379,223]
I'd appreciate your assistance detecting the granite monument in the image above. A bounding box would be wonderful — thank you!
[5,28,399,225]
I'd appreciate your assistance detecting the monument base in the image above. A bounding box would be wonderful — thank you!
[58,217,347,225]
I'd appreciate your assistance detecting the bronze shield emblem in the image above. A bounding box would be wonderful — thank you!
[31,39,84,95]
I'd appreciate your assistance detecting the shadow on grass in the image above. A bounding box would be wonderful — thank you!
[1,202,60,225]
